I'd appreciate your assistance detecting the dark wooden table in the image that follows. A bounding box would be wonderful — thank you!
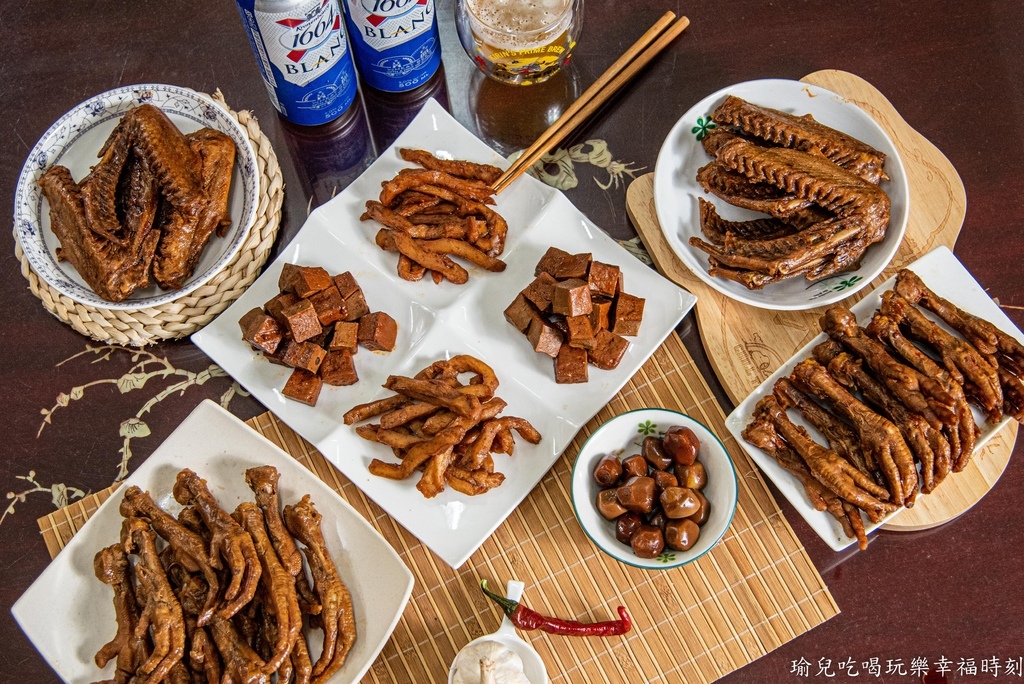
[2,1,1022,681]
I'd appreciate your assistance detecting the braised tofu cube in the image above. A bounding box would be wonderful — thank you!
[267,337,294,366]
[281,341,327,373]
[551,278,592,317]
[307,323,333,349]
[333,271,361,298]
[521,272,557,312]
[357,312,398,351]
[588,261,621,299]
[308,285,346,326]
[612,292,645,336]
[239,308,284,354]
[329,321,359,353]
[554,345,588,384]
[535,246,572,277]
[282,369,323,406]
[278,263,300,293]
[280,298,323,343]
[588,329,629,370]
[553,252,592,280]
[504,294,542,333]
[589,298,613,331]
[265,292,300,325]
[527,317,563,358]
[342,289,370,321]
[566,315,596,350]
[280,264,333,297]
[320,350,359,386]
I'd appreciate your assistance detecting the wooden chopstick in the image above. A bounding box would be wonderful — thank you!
[490,11,676,192]
[492,13,690,194]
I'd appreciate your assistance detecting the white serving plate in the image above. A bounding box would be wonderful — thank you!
[653,78,909,310]
[11,400,413,684]
[570,408,737,570]
[724,246,1023,550]
[14,83,260,309]
[193,98,696,568]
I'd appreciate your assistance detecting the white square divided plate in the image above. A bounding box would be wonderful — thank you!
[11,400,414,684]
[724,246,1023,551]
[192,98,696,568]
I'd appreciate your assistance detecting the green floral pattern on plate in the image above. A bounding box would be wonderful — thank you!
[831,275,863,291]
[692,116,717,141]
[637,420,658,435]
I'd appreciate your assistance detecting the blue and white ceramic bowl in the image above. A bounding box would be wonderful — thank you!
[14,84,259,309]
[571,408,738,570]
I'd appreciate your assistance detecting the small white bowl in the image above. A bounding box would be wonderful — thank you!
[570,408,738,570]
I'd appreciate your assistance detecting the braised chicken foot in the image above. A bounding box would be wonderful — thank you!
[173,469,261,619]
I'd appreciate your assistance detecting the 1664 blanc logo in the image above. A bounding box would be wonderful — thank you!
[257,0,350,86]
[350,0,434,51]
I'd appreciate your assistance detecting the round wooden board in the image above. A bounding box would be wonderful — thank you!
[625,69,1016,532]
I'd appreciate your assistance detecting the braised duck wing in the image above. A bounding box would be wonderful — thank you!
[714,138,890,227]
[121,105,204,209]
[691,97,893,290]
[693,215,865,278]
[79,117,135,245]
[39,165,160,302]
[151,128,235,290]
[698,198,798,245]
[696,161,813,219]
[712,95,889,184]
[38,103,236,301]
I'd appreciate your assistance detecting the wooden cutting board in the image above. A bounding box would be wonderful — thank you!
[625,69,1017,532]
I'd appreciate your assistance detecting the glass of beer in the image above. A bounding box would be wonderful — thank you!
[455,0,583,86]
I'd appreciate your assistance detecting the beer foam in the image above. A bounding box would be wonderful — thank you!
[466,0,572,51]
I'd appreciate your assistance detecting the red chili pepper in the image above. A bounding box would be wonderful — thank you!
[480,580,632,636]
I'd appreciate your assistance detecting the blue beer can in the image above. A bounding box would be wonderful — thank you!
[341,0,442,92]
[234,0,359,125]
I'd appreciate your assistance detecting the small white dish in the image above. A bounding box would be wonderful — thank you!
[14,83,260,309]
[192,98,696,569]
[724,246,1024,551]
[449,581,548,684]
[653,78,910,310]
[11,400,413,684]
[570,408,738,570]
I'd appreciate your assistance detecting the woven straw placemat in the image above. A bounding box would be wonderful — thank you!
[38,332,837,683]
[14,91,284,346]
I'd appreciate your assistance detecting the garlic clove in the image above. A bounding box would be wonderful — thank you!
[451,640,531,684]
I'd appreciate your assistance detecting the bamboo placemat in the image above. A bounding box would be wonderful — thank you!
[38,332,837,683]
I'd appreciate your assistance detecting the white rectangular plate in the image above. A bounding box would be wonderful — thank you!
[12,400,414,684]
[192,99,696,568]
[724,246,1023,551]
